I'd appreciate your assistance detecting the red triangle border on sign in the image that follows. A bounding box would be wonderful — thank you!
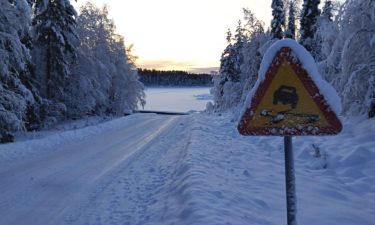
[238,47,342,136]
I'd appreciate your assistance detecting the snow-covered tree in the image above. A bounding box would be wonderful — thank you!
[231,20,246,82]
[212,10,270,112]
[322,0,334,21]
[336,0,375,117]
[300,0,321,52]
[318,0,375,117]
[109,35,145,115]
[239,9,271,105]
[211,0,374,119]
[65,2,145,118]
[314,0,338,61]
[213,21,245,110]
[212,29,235,109]
[271,0,286,39]
[65,3,112,117]
[243,8,265,38]
[31,0,78,103]
[285,1,297,39]
[0,0,38,141]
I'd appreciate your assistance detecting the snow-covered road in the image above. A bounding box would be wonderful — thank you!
[0,114,191,225]
[0,113,374,225]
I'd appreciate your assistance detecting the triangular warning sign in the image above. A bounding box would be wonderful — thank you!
[238,44,342,136]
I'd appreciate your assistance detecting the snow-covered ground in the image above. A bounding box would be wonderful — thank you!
[143,87,212,112]
[0,88,374,225]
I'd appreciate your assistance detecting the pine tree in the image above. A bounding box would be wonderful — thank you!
[314,0,336,61]
[212,10,270,111]
[285,1,297,39]
[271,0,286,39]
[322,0,334,22]
[231,20,245,82]
[212,29,233,109]
[226,28,232,44]
[218,29,236,83]
[217,22,243,86]
[300,0,321,52]
[31,0,78,102]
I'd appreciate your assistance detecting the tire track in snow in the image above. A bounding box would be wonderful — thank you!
[0,115,180,225]
[67,115,194,225]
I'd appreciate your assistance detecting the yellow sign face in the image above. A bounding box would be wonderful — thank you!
[246,60,329,128]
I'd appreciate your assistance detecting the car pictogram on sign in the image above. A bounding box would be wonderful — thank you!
[273,85,298,109]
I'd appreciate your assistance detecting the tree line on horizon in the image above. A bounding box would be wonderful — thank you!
[0,0,145,142]
[138,69,213,87]
[212,0,375,120]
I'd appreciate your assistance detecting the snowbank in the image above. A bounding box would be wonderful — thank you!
[187,113,374,225]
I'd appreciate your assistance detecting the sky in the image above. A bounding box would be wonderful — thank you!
[72,0,273,73]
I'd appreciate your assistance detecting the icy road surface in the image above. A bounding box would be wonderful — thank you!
[0,114,191,225]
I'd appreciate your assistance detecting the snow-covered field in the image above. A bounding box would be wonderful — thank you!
[143,87,212,112]
[0,88,374,225]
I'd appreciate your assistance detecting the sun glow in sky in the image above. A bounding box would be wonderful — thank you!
[72,0,273,72]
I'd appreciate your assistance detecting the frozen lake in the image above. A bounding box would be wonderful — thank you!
[143,87,212,112]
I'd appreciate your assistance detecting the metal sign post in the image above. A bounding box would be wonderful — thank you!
[284,136,297,225]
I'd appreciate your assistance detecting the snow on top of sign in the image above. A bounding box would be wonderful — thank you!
[242,38,342,117]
